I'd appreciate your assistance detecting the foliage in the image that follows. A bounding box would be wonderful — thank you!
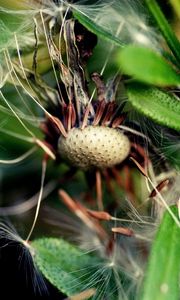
[32,238,96,296]
[140,206,180,300]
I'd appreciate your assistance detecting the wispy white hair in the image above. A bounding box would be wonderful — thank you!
[64,0,162,49]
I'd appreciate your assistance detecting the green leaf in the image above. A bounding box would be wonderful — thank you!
[170,0,180,19]
[0,0,29,9]
[126,83,180,130]
[73,11,122,46]
[31,238,98,297]
[140,206,180,300]
[117,46,180,86]
[145,0,180,65]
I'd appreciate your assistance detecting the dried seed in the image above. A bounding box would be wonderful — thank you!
[150,179,169,198]
[111,227,134,236]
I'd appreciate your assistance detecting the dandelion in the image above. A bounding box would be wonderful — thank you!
[0,1,179,298]
[0,1,154,211]
[33,16,153,211]
[0,0,176,246]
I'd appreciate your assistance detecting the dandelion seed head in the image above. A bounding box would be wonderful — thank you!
[58,126,131,169]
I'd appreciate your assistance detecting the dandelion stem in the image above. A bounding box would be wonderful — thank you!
[25,157,47,242]
[0,181,56,216]
[0,146,37,164]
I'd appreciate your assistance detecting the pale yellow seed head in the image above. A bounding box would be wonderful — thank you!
[58,126,131,169]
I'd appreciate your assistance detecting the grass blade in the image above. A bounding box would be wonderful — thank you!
[145,0,180,65]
